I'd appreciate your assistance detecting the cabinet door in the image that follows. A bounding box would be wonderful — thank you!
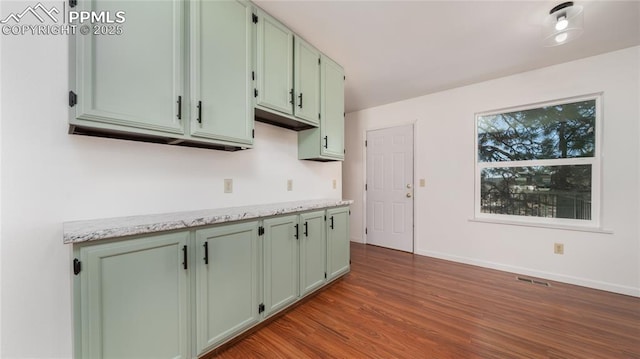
[263,215,299,317]
[76,232,189,359]
[321,55,345,158]
[190,0,253,145]
[300,210,326,296]
[294,36,320,126]
[72,0,184,135]
[327,207,350,280]
[298,54,345,161]
[195,222,259,353]
[256,10,294,115]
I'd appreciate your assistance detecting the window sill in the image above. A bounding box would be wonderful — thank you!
[468,217,613,234]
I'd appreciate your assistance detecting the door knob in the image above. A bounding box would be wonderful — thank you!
[406,184,412,189]
[406,192,412,198]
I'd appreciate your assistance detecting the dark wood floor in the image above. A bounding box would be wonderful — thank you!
[215,243,640,358]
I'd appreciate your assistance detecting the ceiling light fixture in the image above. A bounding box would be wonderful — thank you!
[543,1,584,47]
[555,15,568,31]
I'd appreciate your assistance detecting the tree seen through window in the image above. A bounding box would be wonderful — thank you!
[477,99,596,220]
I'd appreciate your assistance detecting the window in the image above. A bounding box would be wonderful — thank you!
[475,95,601,227]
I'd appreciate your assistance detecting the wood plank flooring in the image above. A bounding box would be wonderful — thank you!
[214,243,640,358]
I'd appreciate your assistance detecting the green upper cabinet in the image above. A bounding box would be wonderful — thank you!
[254,10,321,130]
[321,55,346,158]
[190,0,254,146]
[263,215,300,317]
[71,0,184,135]
[255,9,294,116]
[326,206,350,280]
[299,210,327,296]
[195,221,260,354]
[298,54,345,161]
[293,36,321,126]
[74,231,190,359]
[70,0,255,151]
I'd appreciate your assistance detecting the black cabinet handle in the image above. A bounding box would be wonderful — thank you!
[304,221,308,237]
[330,216,334,229]
[294,224,299,239]
[203,241,208,264]
[298,93,303,108]
[197,101,202,124]
[177,96,182,120]
[182,245,188,270]
[323,136,328,149]
[289,89,294,105]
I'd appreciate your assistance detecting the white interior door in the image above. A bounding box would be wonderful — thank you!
[366,125,414,252]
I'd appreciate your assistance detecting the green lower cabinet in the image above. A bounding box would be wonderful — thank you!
[263,215,300,317]
[195,221,260,354]
[327,206,350,280]
[74,231,190,359]
[72,206,350,357]
[299,210,327,296]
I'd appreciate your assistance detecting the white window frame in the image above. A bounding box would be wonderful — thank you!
[474,93,602,229]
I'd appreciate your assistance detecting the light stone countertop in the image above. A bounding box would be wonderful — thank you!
[64,199,353,244]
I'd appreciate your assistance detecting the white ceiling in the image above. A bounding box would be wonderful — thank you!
[254,0,640,113]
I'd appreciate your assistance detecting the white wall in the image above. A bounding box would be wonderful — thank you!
[0,22,341,359]
[344,46,640,297]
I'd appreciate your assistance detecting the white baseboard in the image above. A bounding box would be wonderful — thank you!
[350,237,364,243]
[414,249,640,297]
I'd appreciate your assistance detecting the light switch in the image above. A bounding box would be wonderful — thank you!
[332,179,337,189]
[419,178,426,187]
[287,179,293,191]
[224,179,233,193]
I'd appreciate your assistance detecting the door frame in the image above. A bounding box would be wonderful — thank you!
[362,122,417,253]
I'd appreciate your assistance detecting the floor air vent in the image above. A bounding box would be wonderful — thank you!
[517,276,550,287]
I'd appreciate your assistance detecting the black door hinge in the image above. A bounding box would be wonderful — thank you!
[365,184,367,191]
[254,89,258,98]
[69,0,77,8]
[349,210,351,215]
[258,303,265,313]
[324,215,327,221]
[252,129,255,138]
[196,100,202,124]
[252,71,255,81]
[365,227,368,234]
[258,226,264,236]
[176,96,182,120]
[318,58,321,65]
[318,113,321,120]
[365,140,367,147]
[252,13,258,23]
[324,272,327,279]
[73,258,81,275]
[69,91,77,107]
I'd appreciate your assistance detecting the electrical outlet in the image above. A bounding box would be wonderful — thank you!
[419,178,426,187]
[224,179,233,193]
[287,179,293,191]
[332,179,337,189]
[554,243,564,255]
